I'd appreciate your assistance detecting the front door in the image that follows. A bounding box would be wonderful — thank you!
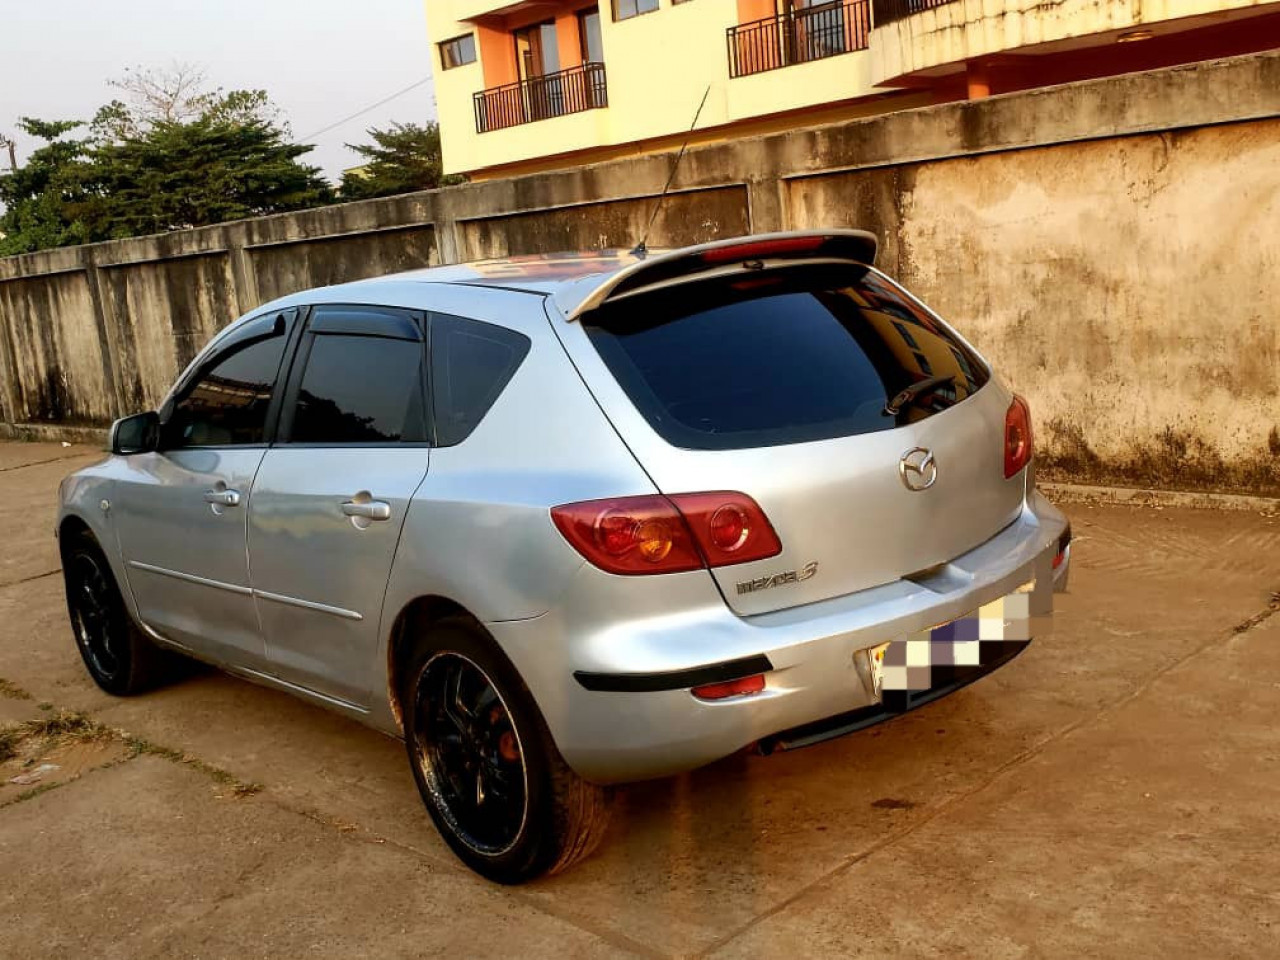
[113,310,296,666]
[515,21,563,120]
[247,305,431,707]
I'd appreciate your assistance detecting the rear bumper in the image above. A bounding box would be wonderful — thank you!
[493,491,1070,784]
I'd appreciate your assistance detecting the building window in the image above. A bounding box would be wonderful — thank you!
[578,8,604,61]
[439,34,477,70]
[612,0,659,21]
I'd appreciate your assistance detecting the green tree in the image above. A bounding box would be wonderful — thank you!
[89,115,332,237]
[0,119,96,255]
[340,121,462,200]
[0,69,332,254]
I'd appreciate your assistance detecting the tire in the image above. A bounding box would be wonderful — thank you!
[63,529,170,696]
[401,616,611,884]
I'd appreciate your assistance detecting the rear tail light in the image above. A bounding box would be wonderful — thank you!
[668,492,781,567]
[551,492,781,576]
[692,674,766,701]
[1004,394,1034,478]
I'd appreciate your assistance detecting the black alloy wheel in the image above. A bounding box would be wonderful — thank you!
[63,530,169,696]
[69,551,125,685]
[414,652,528,856]
[401,616,611,884]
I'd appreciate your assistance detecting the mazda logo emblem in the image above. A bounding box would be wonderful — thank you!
[899,447,937,491]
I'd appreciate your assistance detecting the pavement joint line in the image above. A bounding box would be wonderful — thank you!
[0,569,61,590]
[76,699,668,959]
[0,454,92,474]
[250,792,670,959]
[695,594,1280,959]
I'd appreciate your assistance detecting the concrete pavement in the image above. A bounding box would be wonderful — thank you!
[1,440,1277,958]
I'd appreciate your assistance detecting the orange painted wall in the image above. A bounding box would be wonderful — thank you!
[736,0,775,23]
[556,12,581,70]
[478,24,516,88]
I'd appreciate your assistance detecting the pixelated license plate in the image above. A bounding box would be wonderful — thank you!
[863,581,1041,698]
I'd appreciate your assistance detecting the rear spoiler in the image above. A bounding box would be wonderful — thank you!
[554,230,878,322]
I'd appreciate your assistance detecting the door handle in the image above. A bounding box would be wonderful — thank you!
[203,488,242,507]
[341,500,391,521]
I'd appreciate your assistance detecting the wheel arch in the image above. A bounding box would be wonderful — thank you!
[57,513,95,561]
[385,594,484,733]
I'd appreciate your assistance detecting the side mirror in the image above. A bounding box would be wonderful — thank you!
[110,411,160,455]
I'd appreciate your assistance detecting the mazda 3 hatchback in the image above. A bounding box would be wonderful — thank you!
[57,230,1071,883]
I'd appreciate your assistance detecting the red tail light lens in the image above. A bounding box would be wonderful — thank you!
[551,492,781,575]
[1004,394,1034,478]
[669,492,781,567]
[551,496,702,575]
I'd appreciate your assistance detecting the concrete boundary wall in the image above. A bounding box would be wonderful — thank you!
[1,51,1278,493]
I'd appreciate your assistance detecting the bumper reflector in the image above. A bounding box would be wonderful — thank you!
[692,674,765,701]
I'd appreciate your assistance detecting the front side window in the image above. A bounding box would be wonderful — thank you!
[288,333,427,444]
[440,34,477,70]
[430,314,530,446]
[166,314,289,448]
[613,0,659,21]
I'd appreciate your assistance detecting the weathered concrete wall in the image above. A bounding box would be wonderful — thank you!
[1,51,1278,493]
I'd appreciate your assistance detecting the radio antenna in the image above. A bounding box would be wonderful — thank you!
[631,84,711,259]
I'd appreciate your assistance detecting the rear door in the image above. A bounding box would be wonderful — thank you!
[557,263,1025,615]
[113,309,296,664]
[247,305,430,707]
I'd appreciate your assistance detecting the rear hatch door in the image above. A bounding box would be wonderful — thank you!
[556,259,1026,616]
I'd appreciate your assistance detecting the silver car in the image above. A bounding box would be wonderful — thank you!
[57,231,1070,883]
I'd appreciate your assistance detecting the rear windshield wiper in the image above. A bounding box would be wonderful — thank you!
[883,374,956,416]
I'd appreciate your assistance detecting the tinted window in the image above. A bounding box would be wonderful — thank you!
[289,334,426,444]
[167,315,288,448]
[430,314,530,446]
[585,265,989,450]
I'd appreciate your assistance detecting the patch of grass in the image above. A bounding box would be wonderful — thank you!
[0,678,33,701]
[25,710,113,743]
[37,702,53,712]
[125,737,262,798]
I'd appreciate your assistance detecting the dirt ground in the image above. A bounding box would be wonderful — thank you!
[1,440,1277,959]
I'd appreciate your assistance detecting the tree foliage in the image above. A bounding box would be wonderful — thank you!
[0,69,331,255]
[340,121,463,201]
[0,119,96,253]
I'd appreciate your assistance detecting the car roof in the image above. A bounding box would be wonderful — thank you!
[245,230,879,328]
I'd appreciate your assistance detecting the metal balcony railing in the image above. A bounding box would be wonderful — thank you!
[727,0,871,79]
[871,0,955,28]
[473,62,608,134]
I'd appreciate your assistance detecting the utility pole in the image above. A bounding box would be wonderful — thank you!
[0,134,15,172]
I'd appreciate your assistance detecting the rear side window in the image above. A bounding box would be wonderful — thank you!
[429,314,530,446]
[288,334,426,444]
[584,265,989,450]
[166,312,290,448]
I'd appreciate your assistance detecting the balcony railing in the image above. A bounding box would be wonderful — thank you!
[870,0,954,28]
[727,0,871,79]
[473,62,608,134]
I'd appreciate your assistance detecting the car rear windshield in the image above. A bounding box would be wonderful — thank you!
[583,264,990,450]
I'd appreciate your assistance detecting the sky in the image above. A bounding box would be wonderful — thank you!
[0,0,440,182]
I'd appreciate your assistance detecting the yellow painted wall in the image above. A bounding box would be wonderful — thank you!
[429,0,1280,176]
[870,0,1274,84]
[426,0,881,175]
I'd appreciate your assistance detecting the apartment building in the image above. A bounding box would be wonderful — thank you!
[425,0,1280,179]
